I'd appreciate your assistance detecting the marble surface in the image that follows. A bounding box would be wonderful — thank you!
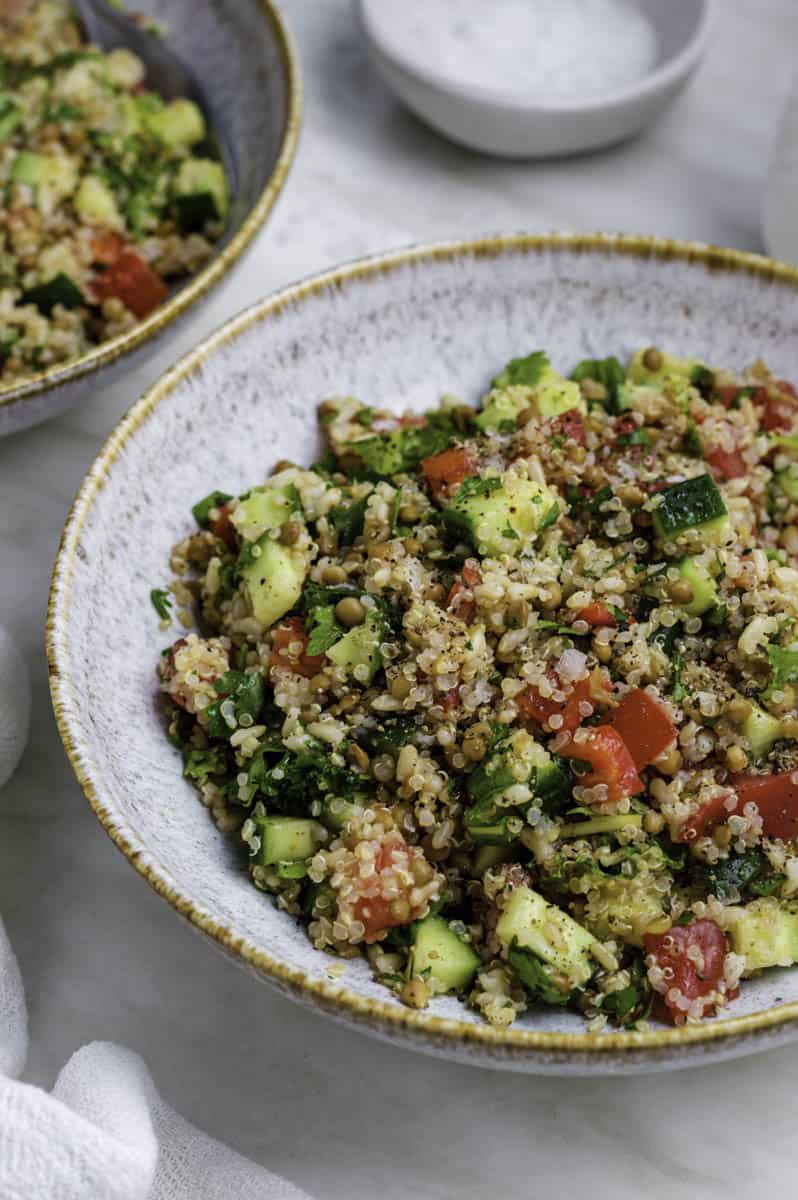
[1,1,797,1195]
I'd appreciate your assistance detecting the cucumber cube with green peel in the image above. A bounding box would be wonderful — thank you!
[239,536,307,628]
[409,916,479,993]
[496,885,597,990]
[652,475,729,544]
[676,556,719,616]
[251,816,325,866]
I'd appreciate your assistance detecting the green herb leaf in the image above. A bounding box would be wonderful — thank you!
[570,356,626,413]
[454,475,502,501]
[192,490,233,527]
[305,605,345,656]
[150,588,172,620]
[493,350,549,390]
[329,495,369,546]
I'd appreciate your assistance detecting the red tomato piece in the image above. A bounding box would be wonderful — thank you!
[706,446,747,481]
[674,790,737,843]
[762,382,798,433]
[420,446,478,500]
[441,685,461,712]
[559,725,643,804]
[91,248,168,318]
[549,407,586,446]
[732,772,798,841]
[577,602,616,628]
[447,561,482,623]
[91,232,126,264]
[644,920,734,1025]
[209,501,237,549]
[517,670,613,735]
[608,688,677,771]
[270,617,326,678]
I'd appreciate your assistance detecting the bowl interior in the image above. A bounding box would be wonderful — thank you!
[50,237,798,1057]
[636,0,710,67]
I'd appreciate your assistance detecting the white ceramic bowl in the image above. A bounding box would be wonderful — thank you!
[357,0,714,158]
[49,234,798,1074]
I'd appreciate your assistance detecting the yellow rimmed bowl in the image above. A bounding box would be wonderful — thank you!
[48,234,798,1074]
[0,0,301,437]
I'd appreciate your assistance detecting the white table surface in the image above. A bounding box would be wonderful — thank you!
[2,2,797,1196]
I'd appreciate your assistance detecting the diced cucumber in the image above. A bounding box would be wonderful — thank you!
[239,536,307,628]
[559,813,643,838]
[443,473,560,557]
[628,348,703,389]
[496,885,597,990]
[409,915,480,993]
[775,466,798,502]
[477,359,585,433]
[143,97,205,146]
[652,475,729,545]
[251,816,325,866]
[676,556,718,616]
[463,794,518,846]
[275,860,308,880]
[326,610,384,685]
[319,795,364,833]
[730,897,798,974]
[583,875,669,948]
[11,151,51,186]
[21,272,84,315]
[175,156,229,224]
[744,704,782,759]
[11,151,77,205]
[73,174,123,228]
[231,486,296,541]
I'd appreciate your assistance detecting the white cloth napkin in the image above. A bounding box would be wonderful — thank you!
[0,917,311,1200]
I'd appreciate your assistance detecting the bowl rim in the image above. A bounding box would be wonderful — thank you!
[356,0,715,114]
[47,231,798,1060]
[0,0,303,419]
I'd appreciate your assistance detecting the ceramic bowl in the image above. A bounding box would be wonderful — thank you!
[0,0,301,438]
[49,234,798,1075]
[357,0,714,158]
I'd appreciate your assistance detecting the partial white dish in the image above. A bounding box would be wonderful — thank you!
[357,0,714,158]
[49,233,798,1074]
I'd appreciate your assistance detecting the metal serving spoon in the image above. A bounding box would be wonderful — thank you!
[73,0,236,191]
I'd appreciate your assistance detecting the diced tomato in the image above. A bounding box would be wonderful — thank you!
[91,232,126,264]
[420,446,478,500]
[761,381,798,433]
[209,501,237,549]
[607,689,677,772]
[644,920,735,1025]
[706,446,747,481]
[447,560,482,623]
[91,248,168,318]
[270,617,326,678]
[732,772,798,841]
[716,385,742,409]
[517,669,613,735]
[350,840,428,942]
[398,413,428,428]
[577,602,616,628]
[674,790,736,843]
[549,407,586,446]
[441,685,461,712]
[559,725,643,804]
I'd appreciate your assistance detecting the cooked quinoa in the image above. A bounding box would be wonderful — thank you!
[0,0,228,382]
[157,345,798,1030]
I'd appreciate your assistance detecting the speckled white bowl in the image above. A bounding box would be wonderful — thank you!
[0,0,301,438]
[49,234,798,1074]
[357,0,714,158]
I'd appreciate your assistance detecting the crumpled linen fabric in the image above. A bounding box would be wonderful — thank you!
[0,918,311,1200]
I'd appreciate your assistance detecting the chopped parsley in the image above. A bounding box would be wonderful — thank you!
[150,588,172,620]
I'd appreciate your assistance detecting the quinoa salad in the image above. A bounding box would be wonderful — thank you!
[0,0,228,382]
[156,346,798,1031]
